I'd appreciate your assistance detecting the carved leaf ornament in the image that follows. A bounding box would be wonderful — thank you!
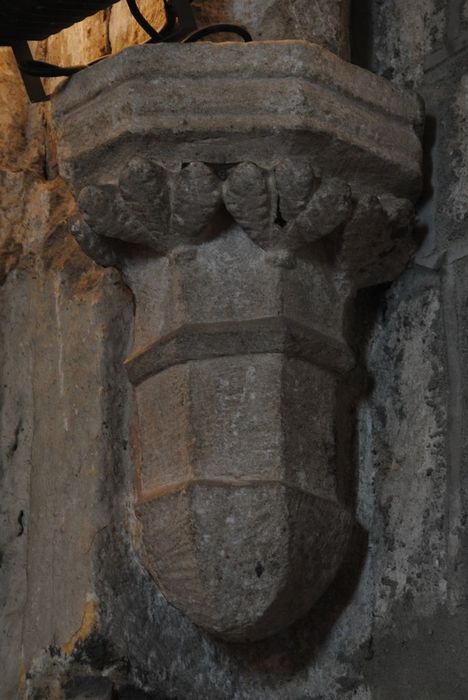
[76,157,415,288]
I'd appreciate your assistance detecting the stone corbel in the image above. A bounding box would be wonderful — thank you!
[53,41,423,641]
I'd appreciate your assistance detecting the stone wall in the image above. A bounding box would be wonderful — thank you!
[0,7,155,699]
[350,1,468,697]
[1,2,467,699]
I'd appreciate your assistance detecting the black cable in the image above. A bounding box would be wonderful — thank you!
[18,59,84,76]
[159,0,176,38]
[183,23,252,43]
[16,2,252,83]
[126,0,161,41]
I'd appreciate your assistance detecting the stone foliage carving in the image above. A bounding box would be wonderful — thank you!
[76,157,415,288]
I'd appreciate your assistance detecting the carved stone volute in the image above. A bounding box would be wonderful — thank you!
[53,41,423,641]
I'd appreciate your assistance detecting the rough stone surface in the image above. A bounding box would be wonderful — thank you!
[354,267,458,699]
[0,49,45,171]
[0,224,132,698]
[51,39,421,643]
[0,20,133,698]
[108,0,165,53]
[137,480,351,641]
[192,0,351,57]
[2,1,468,698]
[53,42,423,201]
[0,245,132,691]
[360,0,445,88]
[74,157,416,269]
[350,1,468,697]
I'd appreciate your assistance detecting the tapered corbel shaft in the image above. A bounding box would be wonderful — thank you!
[53,40,422,640]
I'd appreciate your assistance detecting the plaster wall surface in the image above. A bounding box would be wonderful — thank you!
[0,1,467,699]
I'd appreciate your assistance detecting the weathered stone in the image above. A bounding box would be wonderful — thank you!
[78,159,224,251]
[191,0,351,57]
[53,42,423,201]
[0,189,132,697]
[45,12,109,69]
[63,675,114,699]
[355,0,447,88]
[0,269,36,700]
[337,194,416,288]
[0,48,44,170]
[51,38,422,643]
[19,260,131,676]
[123,228,350,357]
[134,354,339,497]
[109,0,165,53]
[366,268,447,624]
[75,156,415,264]
[8,1,467,696]
[357,266,450,698]
[122,227,356,637]
[137,481,351,641]
[125,315,354,386]
[442,255,468,613]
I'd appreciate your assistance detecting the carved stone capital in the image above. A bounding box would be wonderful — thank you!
[75,156,415,290]
[53,41,423,641]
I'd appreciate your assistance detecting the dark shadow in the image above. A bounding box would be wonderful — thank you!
[420,113,437,208]
[414,112,438,250]
[350,0,374,70]
[215,522,369,681]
